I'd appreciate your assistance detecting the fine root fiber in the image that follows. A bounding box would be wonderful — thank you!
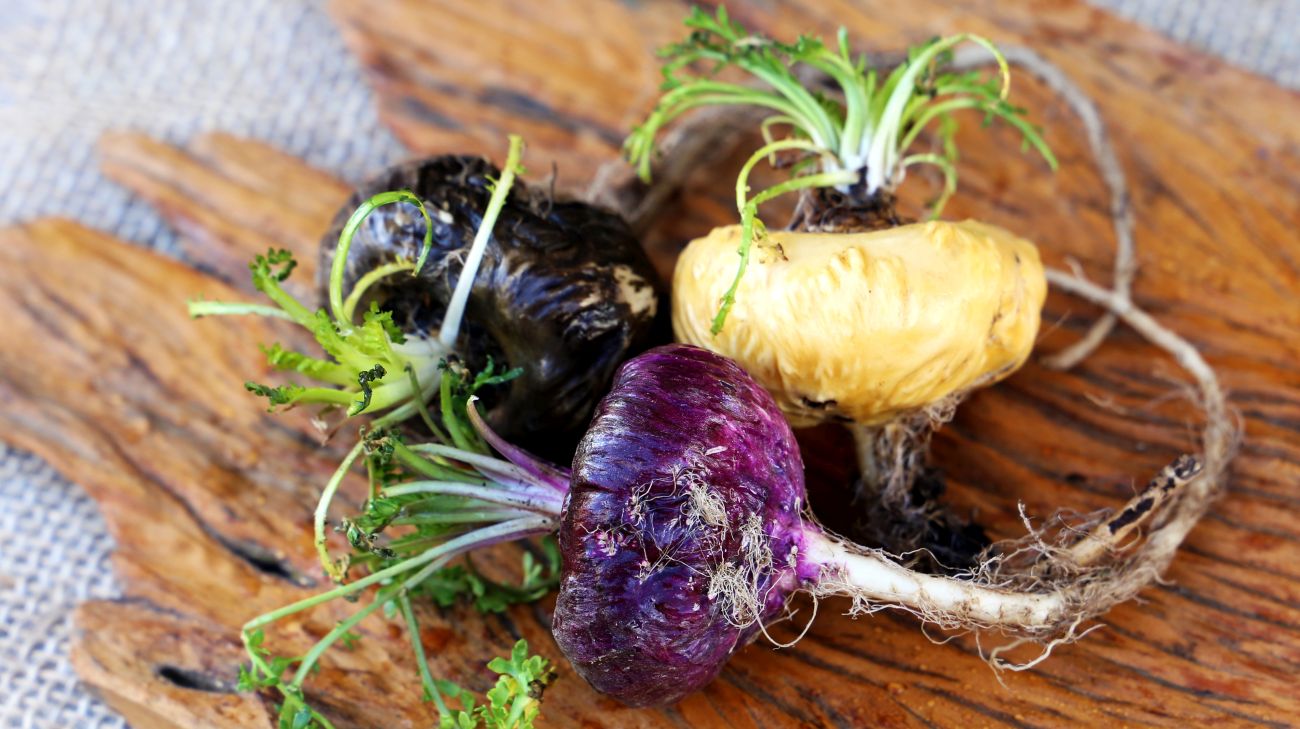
[847,395,989,572]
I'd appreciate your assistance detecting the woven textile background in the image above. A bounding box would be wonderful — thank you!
[0,1,1295,726]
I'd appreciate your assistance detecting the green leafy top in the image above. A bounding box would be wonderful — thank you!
[209,136,559,728]
[625,7,1057,333]
[436,640,557,729]
[237,358,565,729]
[240,633,554,729]
[189,135,527,430]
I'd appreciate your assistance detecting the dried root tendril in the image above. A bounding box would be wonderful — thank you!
[1055,455,1202,570]
[950,43,1136,371]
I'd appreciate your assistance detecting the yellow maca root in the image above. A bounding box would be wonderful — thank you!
[673,220,1046,427]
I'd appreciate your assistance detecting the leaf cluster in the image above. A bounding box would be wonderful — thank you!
[412,539,561,614]
[238,629,330,729]
[240,630,554,729]
[436,640,557,729]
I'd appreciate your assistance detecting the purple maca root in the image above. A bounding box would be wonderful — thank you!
[551,344,815,706]
[545,344,1203,707]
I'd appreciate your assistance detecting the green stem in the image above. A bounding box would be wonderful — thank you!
[329,190,434,328]
[390,440,484,484]
[438,134,525,349]
[895,97,988,156]
[366,451,379,503]
[865,34,1008,192]
[255,275,318,328]
[655,81,806,119]
[282,386,359,408]
[291,594,387,686]
[759,114,802,151]
[262,350,356,387]
[748,170,860,210]
[398,496,509,514]
[404,363,449,444]
[188,300,296,321]
[409,443,536,487]
[243,517,552,636]
[379,532,472,559]
[383,480,561,515]
[341,260,418,324]
[711,139,857,334]
[630,81,824,179]
[392,508,528,526]
[900,153,959,219]
[733,139,828,211]
[398,592,448,715]
[695,47,840,150]
[398,547,469,595]
[380,480,501,498]
[315,440,366,581]
[439,371,482,453]
[802,49,870,161]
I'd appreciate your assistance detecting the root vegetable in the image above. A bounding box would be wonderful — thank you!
[550,345,1204,705]
[193,136,661,454]
[320,154,660,452]
[674,221,1046,428]
[626,9,1058,558]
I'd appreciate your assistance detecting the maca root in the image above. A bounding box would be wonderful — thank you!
[592,42,1237,663]
[792,188,990,572]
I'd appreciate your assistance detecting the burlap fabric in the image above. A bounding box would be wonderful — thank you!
[0,1,1294,726]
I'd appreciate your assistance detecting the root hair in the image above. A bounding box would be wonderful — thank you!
[848,394,966,565]
[707,514,774,629]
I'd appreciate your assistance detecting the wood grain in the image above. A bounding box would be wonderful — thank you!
[0,0,1297,726]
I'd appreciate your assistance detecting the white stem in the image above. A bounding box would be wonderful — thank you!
[391,335,450,359]
[410,442,547,492]
[383,480,563,516]
[437,135,525,349]
[314,440,366,579]
[804,531,1065,630]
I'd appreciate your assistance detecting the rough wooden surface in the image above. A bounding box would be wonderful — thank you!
[1,0,1298,726]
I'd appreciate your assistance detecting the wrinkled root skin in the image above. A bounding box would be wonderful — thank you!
[793,192,988,573]
[318,155,661,457]
[553,344,811,707]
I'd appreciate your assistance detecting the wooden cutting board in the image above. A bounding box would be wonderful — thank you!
[2,0,1298,726]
